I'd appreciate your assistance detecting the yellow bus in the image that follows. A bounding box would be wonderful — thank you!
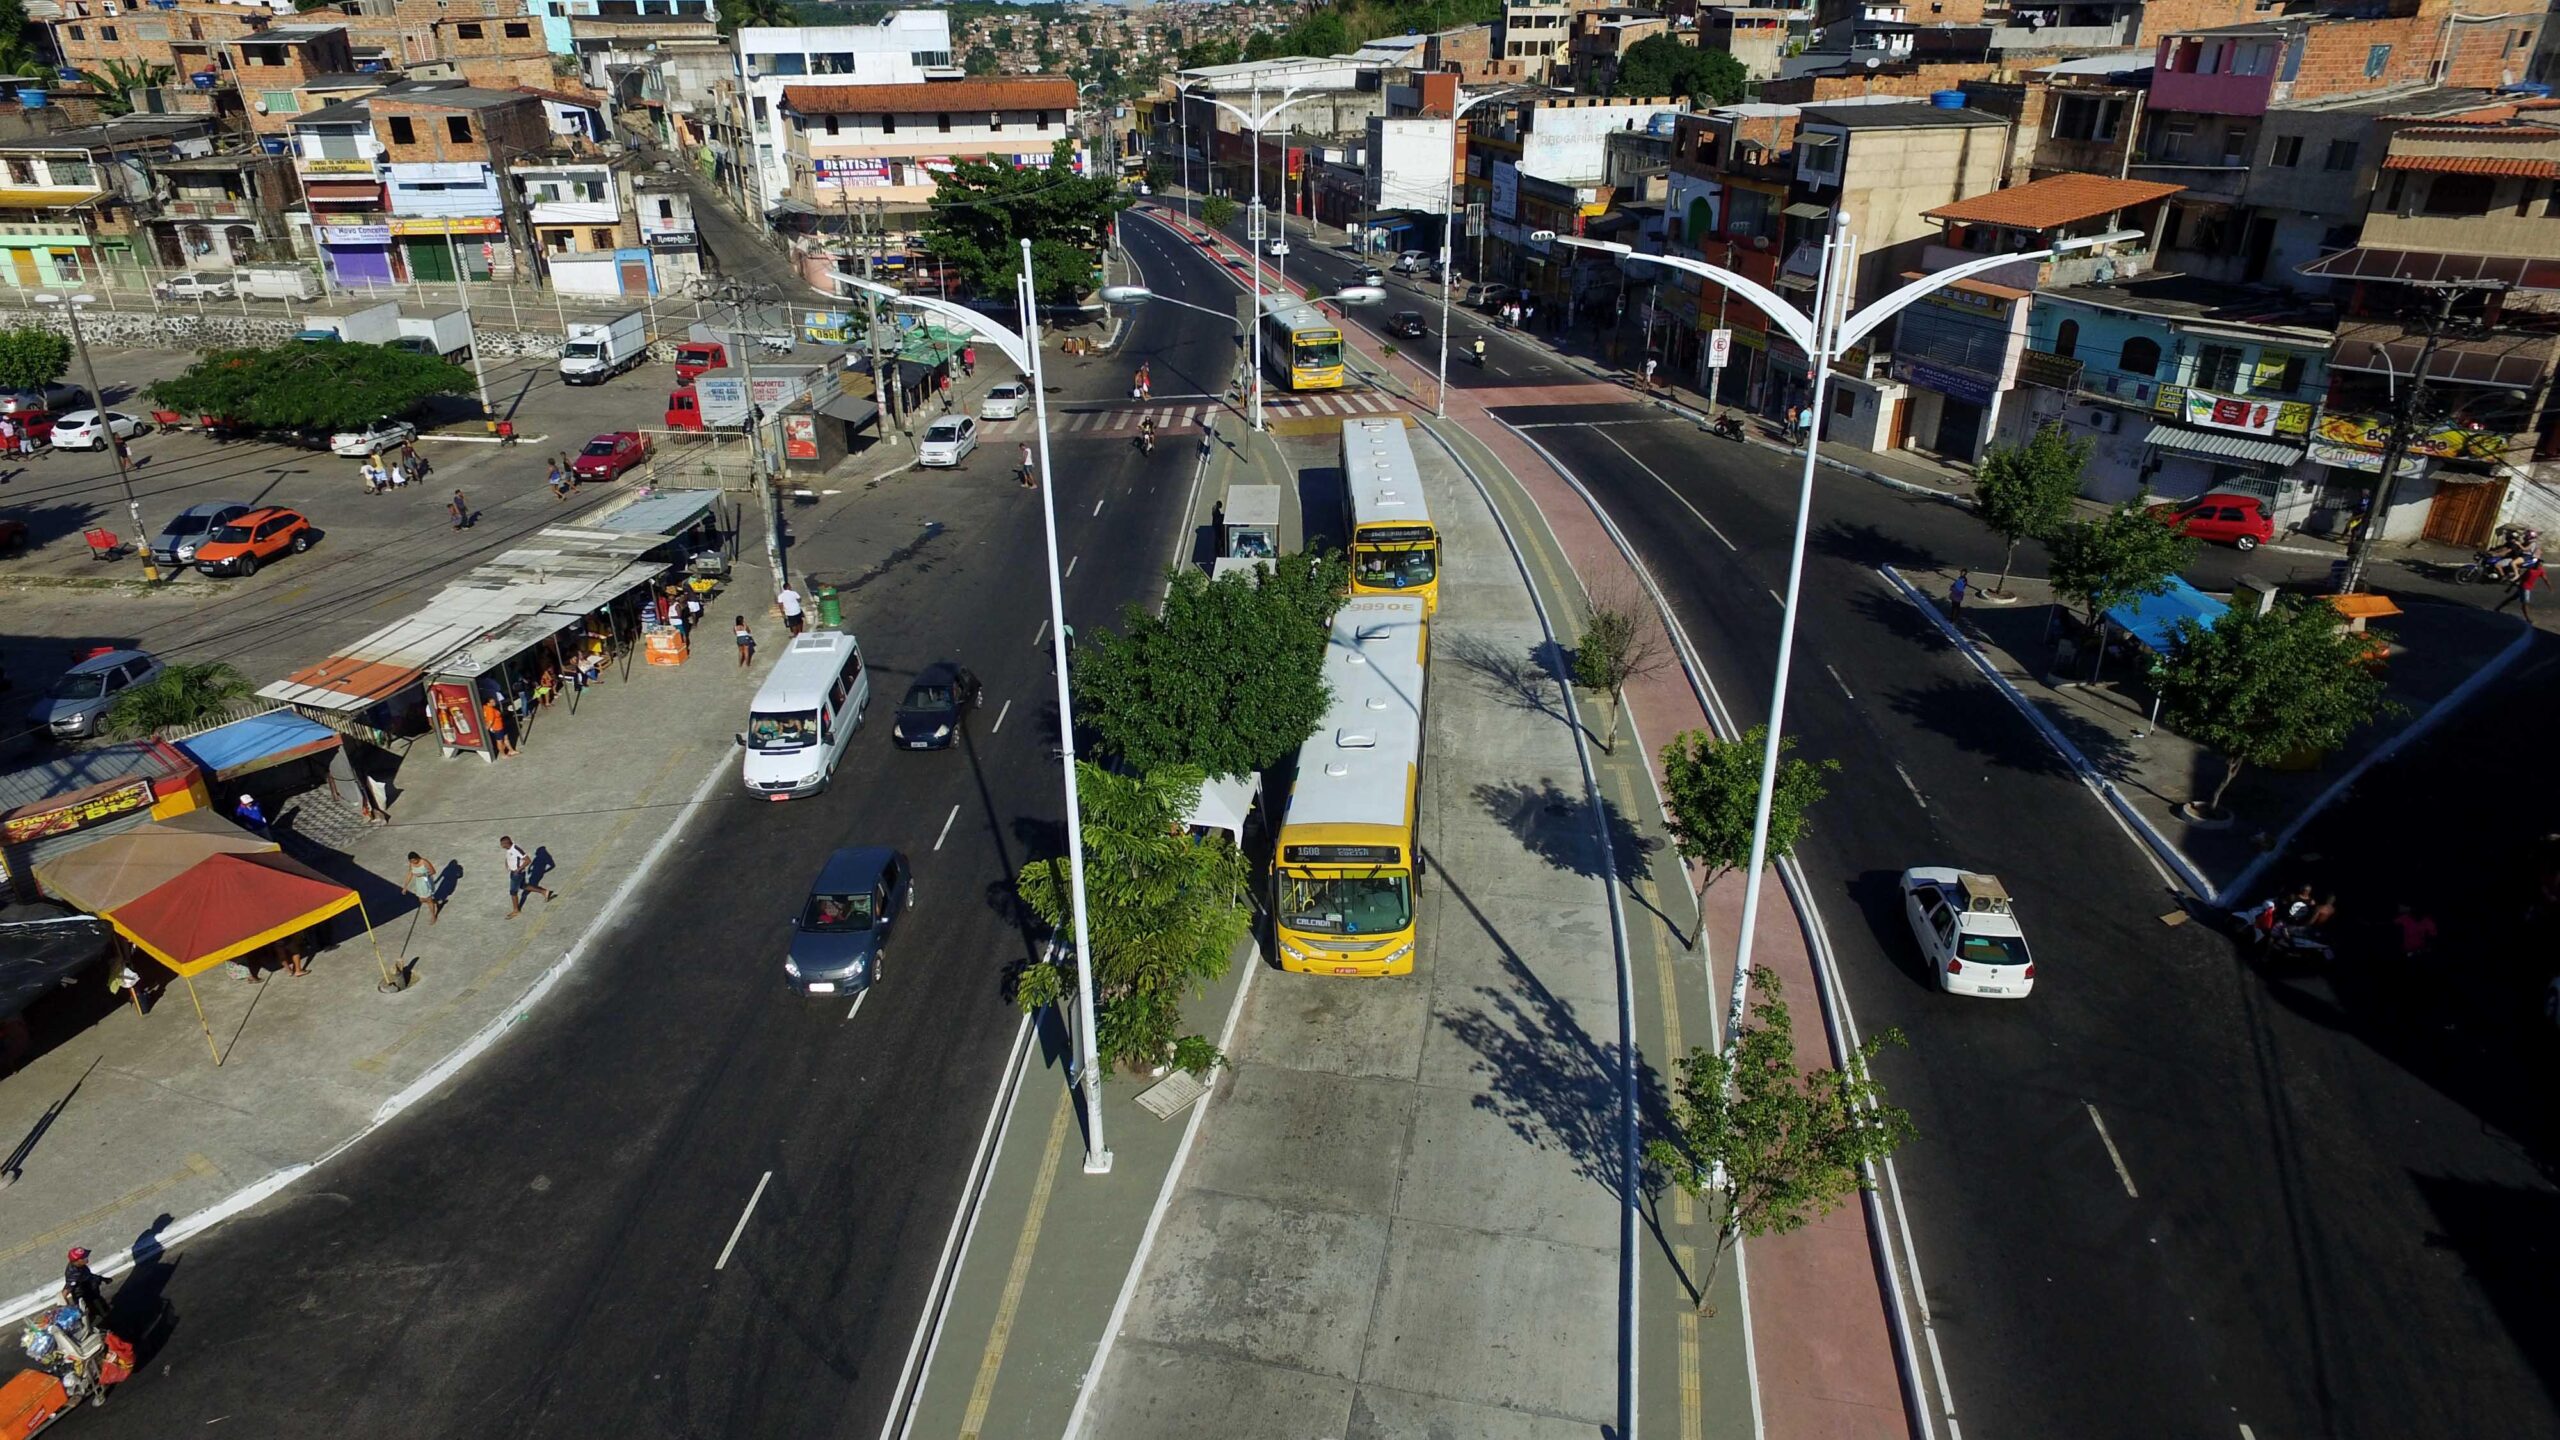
[1274,595,1430,977]
[1340,417,1440,615]
[1259,293,1346,391]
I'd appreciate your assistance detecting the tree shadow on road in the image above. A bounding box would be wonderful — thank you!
[1812,516,1938,573]
[1440,632,1580,739]
[1470,775,1671,939]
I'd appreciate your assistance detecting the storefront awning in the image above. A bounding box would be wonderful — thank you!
[171,709,340,782]
[2299,246,2560,292]
[2106,575,2227,652]
[2138,421,2302,468]
[1783,201,1832,221]
[2330,325,2559,391]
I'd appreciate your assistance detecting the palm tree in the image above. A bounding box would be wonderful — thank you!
[78,57,173,117]
[716,0,796,35]
[102,662,253,740]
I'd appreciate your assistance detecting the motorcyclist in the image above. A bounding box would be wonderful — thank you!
[1139,417,1156,454]
[2494,527,2541,582]
[1470,336,1486,365]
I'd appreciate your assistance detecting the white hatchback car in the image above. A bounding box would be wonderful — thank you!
[155,272,234,300]
[1265,238,1290,257]
[1900,868,2036,999]
[49,410,145,450]
[330,418,419,457]
[917,416,978,467]
[980,382,1029,420]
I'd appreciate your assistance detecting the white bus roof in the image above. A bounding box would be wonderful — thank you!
[749,630,859,712]
[1281,595,1428,837]
[1258,292,1335,331]
[1340,417,1430,533]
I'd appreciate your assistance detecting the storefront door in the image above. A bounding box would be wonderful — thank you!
[404,237,455,283]
[1933,397,1984,459]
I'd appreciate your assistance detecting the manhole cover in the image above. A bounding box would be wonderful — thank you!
[1136,1070,1208,1120]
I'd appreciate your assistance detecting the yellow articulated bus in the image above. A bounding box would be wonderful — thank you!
[1340,417,1440,615]
[1259,292,1346,391]
[1273,594,1430,977]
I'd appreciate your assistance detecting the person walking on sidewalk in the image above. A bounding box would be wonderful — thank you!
[406,851,444,924]
[937,371,953,412]
[734,615,756,668]
[1018,442,1037,490]
[1641,356,1657,392]
[449,490,471,530]
[959,344,975,377]
[500,835,556,917]
[2495,555,2544,619]
[1949,570,1970,613]
[776,583,805,635]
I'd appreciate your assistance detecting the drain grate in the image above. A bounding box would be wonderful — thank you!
[1135,1069,1209,1120]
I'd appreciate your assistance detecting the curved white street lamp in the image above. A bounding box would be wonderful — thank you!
[1530,222,2139,1034]
[827,247,1113,1176]
[1182,80,1330,430]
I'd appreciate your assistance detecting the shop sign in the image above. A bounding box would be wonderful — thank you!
[319,224,392,245]
[2306,438,2435,478]
[800,310,852,343]
[2313,409,2509,461]
[430,682,482,750]
[1012,151,1054,169]
[2155,385,2313,437]
[1899,359,1997,407]
[389,216,503,237]
[1921,283,2006,316]
[1,777,155,845]
[1725,325,1767,354]
[644,230,697,251]
[814,157,888,185]
[783,414,817,459]
[2014,348,2082,391]
[299,157,377,175]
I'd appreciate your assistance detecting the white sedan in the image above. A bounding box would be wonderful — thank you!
[979,381,1029,420]
[916,416,978,467]
[330,419,419,457]
[49,409,146,450]
[1900,868,2037,999]
[155,272,233,300]
[1265,237,1290,257]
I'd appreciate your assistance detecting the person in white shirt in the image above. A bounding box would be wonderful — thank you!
[776,585,805,635]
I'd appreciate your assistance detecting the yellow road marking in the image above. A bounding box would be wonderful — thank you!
[1678,1243,1704,1440]
[0,1155,219,1266]
[959,1088,1075,1438]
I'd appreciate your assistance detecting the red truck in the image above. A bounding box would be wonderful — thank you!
[674,340,729,384]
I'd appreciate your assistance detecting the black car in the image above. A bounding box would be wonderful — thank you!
[1388,311,1427,339]
[783,846,909,996]
[891,662,983,750]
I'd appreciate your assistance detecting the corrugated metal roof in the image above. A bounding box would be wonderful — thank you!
[580,488,721,537]
[2138,421,2301,467]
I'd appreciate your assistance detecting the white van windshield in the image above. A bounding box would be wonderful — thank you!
[748,709,819,750]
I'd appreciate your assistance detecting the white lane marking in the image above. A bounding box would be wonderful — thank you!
[934,803,959,852]
[2085,1102,2139,1198]
[1768,588,1784,607]
[847,988,870,1023]
[1894,763,1928,811]
[2238,1427,2257,1440]
[991,698,1011,733]
[716,1170,773,1271]
[1032,618,1048,649]
[1092,497,1105,516]
[1065,554,1078,577]
[1589,430,1737,549]
[1826,664,1856,700]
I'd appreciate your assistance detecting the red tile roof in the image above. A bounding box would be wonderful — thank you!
[2381,153,2560,178]
[781,77,1077,115]
[1921,173,2184,231]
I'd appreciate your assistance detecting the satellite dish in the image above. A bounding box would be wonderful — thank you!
[1866,57,1882,69]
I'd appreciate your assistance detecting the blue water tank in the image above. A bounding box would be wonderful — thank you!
[18,88,43,109]
[1930,89,1968,109]
[2497,81,2553,98]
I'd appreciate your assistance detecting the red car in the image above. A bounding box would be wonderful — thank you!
[572,431,650,483]
[2151,492,2274,551]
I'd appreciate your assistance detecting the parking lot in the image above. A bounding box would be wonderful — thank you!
[0,342,761,729]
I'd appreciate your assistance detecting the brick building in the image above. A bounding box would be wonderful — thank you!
[371,85,549,282]
[779,75,1079,211]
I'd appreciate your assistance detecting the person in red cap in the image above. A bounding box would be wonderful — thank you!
[63,1247,109,1331]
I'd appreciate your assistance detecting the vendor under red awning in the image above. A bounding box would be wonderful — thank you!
[108,851,359,977]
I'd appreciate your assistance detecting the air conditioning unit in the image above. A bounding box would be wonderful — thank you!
[2085,409,2121,434]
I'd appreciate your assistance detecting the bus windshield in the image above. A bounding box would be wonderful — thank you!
[1294,335,1343,371]
[1353,541,1438,589]
[747,709,819,750]
[1278,870,1412,935]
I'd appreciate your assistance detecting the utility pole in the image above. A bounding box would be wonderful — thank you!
[2337,282,2484,595]
[863,196,905,444]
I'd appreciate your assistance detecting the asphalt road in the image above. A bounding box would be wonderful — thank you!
[1510,400,2557,1439]
[73,222,1235,1438]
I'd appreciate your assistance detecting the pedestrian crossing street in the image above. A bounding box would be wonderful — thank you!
[975,387,1403,439]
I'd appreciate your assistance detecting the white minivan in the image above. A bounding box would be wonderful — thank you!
[739,631,870,800]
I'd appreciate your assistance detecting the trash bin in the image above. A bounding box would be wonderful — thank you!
[812,579,843,630]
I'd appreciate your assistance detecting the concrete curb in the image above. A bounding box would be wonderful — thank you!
[1877,564,2217,899]
[2217,617,2538,906]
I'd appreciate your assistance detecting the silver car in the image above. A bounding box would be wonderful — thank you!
[916,416,977,467]
[28,649,161,741]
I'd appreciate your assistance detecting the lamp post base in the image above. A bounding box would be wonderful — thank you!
[1082,1149,1116,1176]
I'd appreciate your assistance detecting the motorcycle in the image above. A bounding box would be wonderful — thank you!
[1709,413,1747,442]
[1467,344,1487,368]
[2458,525,2539,584]
[2232,898,2335,962]
[753,334,796,357]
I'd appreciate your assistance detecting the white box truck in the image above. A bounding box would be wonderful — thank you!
[394,308,475,362]
[561,310,648,385]
[296,301,402,344]
[238,266,320,301]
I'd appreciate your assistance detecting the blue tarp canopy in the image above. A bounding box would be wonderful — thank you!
[174,709,339,781]
[2105,576,2228,652]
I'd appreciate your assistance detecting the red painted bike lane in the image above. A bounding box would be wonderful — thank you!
[1163,210,1917,1440]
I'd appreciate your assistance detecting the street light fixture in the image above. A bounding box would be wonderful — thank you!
[1529,223,2140,1034]
[827,248,1113,1177]
[34,291,157,582]
[1183,80,1330,431]
[1429,87,1522,419]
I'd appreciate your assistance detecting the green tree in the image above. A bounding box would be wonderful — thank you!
[1201,194,1238,230]
[0,0,52,78]
[2045,501,2196,632]
[962,44,1000,76]
[1014,764,1253,1074]
[78,58,173,117]
[1970,421,2088,597]
[1569,584,1663,753]
[0,326,71,394]
[924,139,1127,304]
[2158,598,2397,817]
[992,23,1015,48]
[102,662,252,740]
[1073,554,1346,775]
[1612,37,1748,105]
[1659,725,1834,942]
[1181,35,1240,69]
[715,0,797,34]
[151,343,472,433]
[1647,966,1913,1313]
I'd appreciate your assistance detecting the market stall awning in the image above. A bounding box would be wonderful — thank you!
[33,810,277,915]
[2106,576,2228,651]
[2137,421,2302,468]
[109,851,360,977]
[1183,772,1260,845]
[172,709,340,782]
